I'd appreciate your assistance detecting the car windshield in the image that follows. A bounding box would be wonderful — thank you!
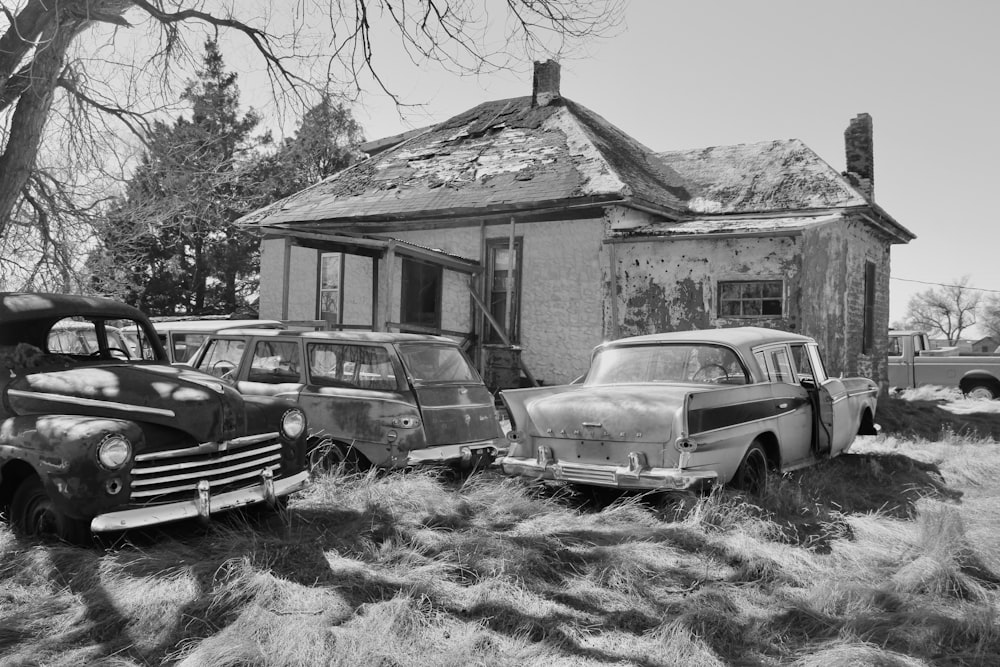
[586,343,748,385]
[47,317,159,361]
[398,344,479,383]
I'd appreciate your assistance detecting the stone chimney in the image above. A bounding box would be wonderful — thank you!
[532,60,561,107]
[844,113,874,200]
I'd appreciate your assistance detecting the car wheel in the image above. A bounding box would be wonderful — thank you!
[10,475,91,545]
[308,437,368,475]
[965,383,998,400]
[731,442,769,497]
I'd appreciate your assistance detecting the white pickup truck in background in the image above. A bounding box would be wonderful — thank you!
[888,330,1000,399]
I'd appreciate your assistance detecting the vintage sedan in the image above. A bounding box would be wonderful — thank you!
[0,293,310,544]
[499,327,880,495]
[187,329,505,470]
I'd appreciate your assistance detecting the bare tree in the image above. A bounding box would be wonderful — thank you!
[903,276,982,344]
[0,0,625,289]
[980,293,1000,344]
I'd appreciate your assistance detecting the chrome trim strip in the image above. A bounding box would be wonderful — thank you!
[406,439,504,465]
[134,434,280,461]
[846,388,878,397]
[7,389,176,418]
[130,463,282,498]
[132,455,282,488]
[133,444,281,474]
[91,470,309,532]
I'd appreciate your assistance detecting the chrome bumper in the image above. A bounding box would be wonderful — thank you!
[90,469,310,532]
[498,456,717,491]
[405,439,505,466]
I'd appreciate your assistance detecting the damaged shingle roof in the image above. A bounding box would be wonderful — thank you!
[241,96,691,227]
[653,140,868,215]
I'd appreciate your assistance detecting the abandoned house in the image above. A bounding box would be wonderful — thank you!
[242,60,915,389]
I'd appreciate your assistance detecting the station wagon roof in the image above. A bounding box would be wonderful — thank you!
[0,292,147,323]
[602,327,814,350]
[152,319,282,333]
[209,328,460,345]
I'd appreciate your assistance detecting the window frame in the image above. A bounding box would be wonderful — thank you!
[717,279,784,319]
[485,236,523,344]
[400,257,443,329]
[318,252,344,326]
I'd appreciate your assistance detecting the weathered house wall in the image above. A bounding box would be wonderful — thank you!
[608,234,803,335]
[799,215,891,384]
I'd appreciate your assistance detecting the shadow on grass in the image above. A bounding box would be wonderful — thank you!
[879,395,1000,441]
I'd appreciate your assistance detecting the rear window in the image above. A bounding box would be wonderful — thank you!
[398,344,479,383]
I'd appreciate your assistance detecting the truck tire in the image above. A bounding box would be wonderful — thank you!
[10,475,91,545]
[965,383,998,401]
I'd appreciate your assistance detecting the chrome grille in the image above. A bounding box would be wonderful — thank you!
[555,463,617,485]
[131,439,283,505]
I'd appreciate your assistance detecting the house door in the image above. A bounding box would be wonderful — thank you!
[485,237,522,343]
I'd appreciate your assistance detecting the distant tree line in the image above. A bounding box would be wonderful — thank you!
[896,276,1000,346]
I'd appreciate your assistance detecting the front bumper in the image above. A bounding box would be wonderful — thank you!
[498,456,717,491]
[90,469,310,532]
[405,439,505,466]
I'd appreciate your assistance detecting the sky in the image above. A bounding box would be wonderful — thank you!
[224,0,999,333]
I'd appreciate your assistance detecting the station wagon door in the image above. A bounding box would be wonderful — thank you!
[396,342,501,446]
[790,343,853,455]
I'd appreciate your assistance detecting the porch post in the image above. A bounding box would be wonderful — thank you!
[280,237,291,320]
[378,240,396,331]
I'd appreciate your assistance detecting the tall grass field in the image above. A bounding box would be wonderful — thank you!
[2,390,1000,666]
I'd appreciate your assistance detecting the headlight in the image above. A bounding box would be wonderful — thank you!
[98,434,132,469]
[281,409,306,439]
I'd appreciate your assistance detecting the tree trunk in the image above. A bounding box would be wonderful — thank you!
[0,17,80,235]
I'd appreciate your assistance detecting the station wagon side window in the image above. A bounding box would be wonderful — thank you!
[789,343,829,384]
[760,346,795,384]
[198,338,246,379]
[248,340,302,383]
[307,343,398,390]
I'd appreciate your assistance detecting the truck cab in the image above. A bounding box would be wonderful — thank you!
[888,330,1000,399]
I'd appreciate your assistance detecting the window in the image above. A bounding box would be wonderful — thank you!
[248,340,302,383]
[197,338,246,378]
[398,344,479,383]
[486,237,522,343]
[862,261,876,354]
[888,336,901,357]
[319,253,343,326]
[400,258,442,328]
[764,347,795,384]
[307,343,397,390]
[718,280,783,318]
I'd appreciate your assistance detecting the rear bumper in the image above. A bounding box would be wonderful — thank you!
[90,469,310,532]
[498,456,717,491]
[405,439,506,466]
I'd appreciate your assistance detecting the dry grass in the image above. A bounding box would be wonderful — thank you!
[2,395,1000,665]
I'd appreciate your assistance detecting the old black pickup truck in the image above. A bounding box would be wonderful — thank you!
[0,293,310,543]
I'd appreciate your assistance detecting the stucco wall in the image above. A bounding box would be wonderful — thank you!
[799,215,891,385]
[342,254,374,326]
[259,238,319,321]
[609,234,803,335]
[608,216,893,385]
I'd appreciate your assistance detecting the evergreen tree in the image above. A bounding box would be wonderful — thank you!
[92,41,264,315]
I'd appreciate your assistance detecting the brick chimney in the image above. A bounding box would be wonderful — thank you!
[532,60,561,107]
[844,113,874,200]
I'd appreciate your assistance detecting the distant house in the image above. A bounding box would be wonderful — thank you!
[242,61,914,388]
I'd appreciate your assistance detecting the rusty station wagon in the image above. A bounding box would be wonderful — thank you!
[0,293,310,543]
[499,327,879,495]
[187,329,505,470]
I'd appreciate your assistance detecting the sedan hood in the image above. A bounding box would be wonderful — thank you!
[5,363,245,442]
[506,383,698,441]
